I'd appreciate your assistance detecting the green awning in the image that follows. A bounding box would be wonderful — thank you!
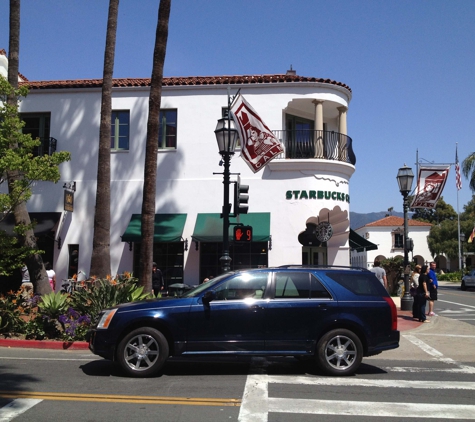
[349,229,378,252]
[121,214,187,243]
[192,213,271,242]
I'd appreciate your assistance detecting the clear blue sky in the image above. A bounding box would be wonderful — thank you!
[1,0,474,214]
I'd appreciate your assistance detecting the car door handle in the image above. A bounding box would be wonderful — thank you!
[250,305,264,311]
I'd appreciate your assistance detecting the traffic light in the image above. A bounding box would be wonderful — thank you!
[234,177,249,215]
[234,225,253,242]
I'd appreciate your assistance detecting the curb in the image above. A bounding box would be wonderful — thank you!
[0,338,89,350]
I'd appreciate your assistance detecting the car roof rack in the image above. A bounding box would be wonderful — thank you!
[277,264,369,271]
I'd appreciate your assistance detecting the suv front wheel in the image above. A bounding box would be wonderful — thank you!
[117,327,169,377]
[316,329,363,376]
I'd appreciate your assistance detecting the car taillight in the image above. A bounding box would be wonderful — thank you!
[383,297,398,331]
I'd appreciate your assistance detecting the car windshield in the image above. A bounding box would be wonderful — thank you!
[181,272,234,298]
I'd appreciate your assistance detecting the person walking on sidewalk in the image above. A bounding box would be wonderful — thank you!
[428,261,438,316]
[370,259,388,290]
[413,265,431,323]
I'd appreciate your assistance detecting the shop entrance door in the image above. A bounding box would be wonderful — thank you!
[302,246,327,266]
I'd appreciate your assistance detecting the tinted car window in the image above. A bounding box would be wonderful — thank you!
[324,271,385,296]
[275,272,311,298]
[310,275,332,299]
[214,272,268,300]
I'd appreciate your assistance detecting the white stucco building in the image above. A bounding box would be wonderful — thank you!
[350,216,433,269]
[1,50,369,287]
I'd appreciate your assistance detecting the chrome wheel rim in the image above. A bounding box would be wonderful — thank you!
[324,335,357,371]
[123,334,160,372]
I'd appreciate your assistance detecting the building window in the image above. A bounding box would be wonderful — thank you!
[158,109,177,149]
[20,113,55,156]
[199,242,268,283]
[133,242,184,289]
[393,231,404,249]
[111,110,129,150]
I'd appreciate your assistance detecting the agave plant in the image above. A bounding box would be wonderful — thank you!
[38,291,70,319]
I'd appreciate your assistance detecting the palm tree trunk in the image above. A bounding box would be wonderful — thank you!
[139,0,171,291]
[90,0,119,278]
[6,0,50,294]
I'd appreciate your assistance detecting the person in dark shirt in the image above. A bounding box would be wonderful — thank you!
[152,262,164,296]
[413,265,431,323]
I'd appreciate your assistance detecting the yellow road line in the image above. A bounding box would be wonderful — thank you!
[0,391,241,407]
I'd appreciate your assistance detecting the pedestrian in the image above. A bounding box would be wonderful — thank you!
[45,262,56,291]
[413,264,431,322]
[411,265,421,289]
[427,261,438,316]
[370,259,388,290]
[152,262,164,296]
[410,265,421,294]
[21,263,30,284]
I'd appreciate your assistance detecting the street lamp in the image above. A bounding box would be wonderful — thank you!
[396,164,414,311]
[215,104,238,273]
[460,232,466,270]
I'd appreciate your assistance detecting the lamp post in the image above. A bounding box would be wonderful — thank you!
[460,232,466,270]
[215,101,238,273]
[396,164,414,311]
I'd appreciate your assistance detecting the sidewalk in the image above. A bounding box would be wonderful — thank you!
[392,296,424,332]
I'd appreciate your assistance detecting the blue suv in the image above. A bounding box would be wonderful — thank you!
[88,266,399,377]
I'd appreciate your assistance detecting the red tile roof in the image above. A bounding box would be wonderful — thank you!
[19,74,352,92]
[364,216,432,227]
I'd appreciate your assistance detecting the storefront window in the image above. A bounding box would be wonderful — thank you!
[199,242,268,283]
[133,242,184,288]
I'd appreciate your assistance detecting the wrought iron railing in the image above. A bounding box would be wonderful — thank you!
[272,130,356,165]
[33,137,57,157]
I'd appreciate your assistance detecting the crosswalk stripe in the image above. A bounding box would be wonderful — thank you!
[266,375,475,389]
[268,398,475,419]
[0,399,42,422]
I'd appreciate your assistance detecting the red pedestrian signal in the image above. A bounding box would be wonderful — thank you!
[234,225,253,242]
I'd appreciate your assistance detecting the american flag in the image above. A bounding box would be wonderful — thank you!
[455,147,462,190]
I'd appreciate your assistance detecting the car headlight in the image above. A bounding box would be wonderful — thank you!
[97,309,118,329]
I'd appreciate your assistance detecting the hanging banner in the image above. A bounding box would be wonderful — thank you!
[230,94,284,173]
[410,166,450,209]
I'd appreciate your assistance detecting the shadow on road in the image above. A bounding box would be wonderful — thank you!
[79,356,387,378]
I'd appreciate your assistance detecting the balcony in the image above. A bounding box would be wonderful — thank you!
[272,130,356,165]
[33,137,57,157]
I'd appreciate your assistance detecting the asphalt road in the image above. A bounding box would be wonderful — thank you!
[435,281,475,325]
[1,281,474,421]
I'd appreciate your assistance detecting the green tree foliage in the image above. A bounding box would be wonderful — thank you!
[0,76,71,276]
[410,197,457,224]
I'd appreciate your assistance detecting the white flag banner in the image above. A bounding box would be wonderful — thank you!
[410,166,450,209]
[230,94,284,173]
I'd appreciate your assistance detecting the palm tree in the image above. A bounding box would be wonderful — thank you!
[462,152,475,193]
[139,0,171,291]
[90,0,119,278]
[5,0,50,294]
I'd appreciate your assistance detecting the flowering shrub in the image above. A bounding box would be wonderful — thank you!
[69,272,150,324]
[58,308,91,341]
[0,272,151,341]
[0,288,27,335]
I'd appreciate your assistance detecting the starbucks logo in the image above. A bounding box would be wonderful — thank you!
[316,222,333,242]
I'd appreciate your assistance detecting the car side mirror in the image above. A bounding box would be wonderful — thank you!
[202,290,216,306]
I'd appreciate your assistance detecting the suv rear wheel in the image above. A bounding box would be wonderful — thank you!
[316,329,363,376]
[117,327,169,377]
